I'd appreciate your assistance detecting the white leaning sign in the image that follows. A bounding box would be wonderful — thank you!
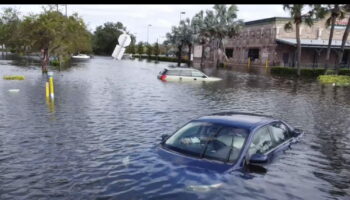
[112,33,131,60]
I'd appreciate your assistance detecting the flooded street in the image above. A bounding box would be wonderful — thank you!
[1,56,350,199]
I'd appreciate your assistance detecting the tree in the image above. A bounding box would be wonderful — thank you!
[202,5,243,68]
[17,9,92,72]
[165,26,184,66]
[336,4,350,74]
[321,4,347,69]
[137,41,144,57]
[283,4,320,76]
[153,42,160,59]
[146,43,153,58]
[179,18,195,67]
[191,10,210,68]
[125,35,136,55]
[0,8,21,53]
[92,22,125,55]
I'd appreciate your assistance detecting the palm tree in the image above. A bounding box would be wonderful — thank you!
[203,5,243,68]
[179,18,195,67]
[191,10,210,68]
[336,4,350,74]
[322,4,346,69]
[165,26,183,66]
[283,4,319,76]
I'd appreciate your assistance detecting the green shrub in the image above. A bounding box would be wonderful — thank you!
[339,69,350,76]
[3,75,25,80]
[271,67,327,78]
[50,60,60,66]
[270,67,298,76]
[318,75,350,86]
[133,55,187,63]
[300,68,326,77]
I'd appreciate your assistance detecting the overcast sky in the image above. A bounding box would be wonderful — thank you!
[0,4,290,44]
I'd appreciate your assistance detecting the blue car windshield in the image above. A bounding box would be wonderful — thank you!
[164,121,249,163]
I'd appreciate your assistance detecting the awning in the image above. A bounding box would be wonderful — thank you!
[276,38,350,49]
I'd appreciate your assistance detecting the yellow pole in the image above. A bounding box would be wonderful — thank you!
[45,82,49,98]
[248,57,251,68]
[48,72,54,99]
[265,58,269,71]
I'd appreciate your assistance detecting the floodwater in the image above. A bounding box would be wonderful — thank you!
[0,55,350,200]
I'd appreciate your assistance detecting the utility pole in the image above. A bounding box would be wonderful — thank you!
[65,4,67,17]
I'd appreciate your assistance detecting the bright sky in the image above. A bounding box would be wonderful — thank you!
[0,4,290,44]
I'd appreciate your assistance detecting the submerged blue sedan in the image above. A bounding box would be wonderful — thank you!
[158,112,303,173]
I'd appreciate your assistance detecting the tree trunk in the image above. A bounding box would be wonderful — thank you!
[296,22,301,76]
[187,43,192,67]
[200,44,205,69]
[41,48,49,73]
[326,16,336,69]
[177,45,182,67]
[336,15,350,75]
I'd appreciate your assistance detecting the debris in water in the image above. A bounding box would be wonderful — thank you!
[186,183,223,192]
[3,75,25,80]
[8,89,20,93]
[122,156,130,167]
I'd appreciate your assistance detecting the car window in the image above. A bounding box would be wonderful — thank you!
[192,70,206,77]
[165,122,221,157]
[204,127,248,163]
[159,69,167,75]
[268,122,291,146]
[166,70,180,76]
[179,70,192,77]
[248,126,274,156]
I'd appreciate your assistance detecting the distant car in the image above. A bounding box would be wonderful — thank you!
[158,112,304,173]
[72,54,90,59]
[157,67,222,82]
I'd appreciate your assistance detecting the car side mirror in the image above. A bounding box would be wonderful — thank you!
[292,128,303,137]
[161,134,170,143]
[202,76,207,78]
[249,153,268,164]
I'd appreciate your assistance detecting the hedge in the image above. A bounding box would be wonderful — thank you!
[132,54,188,63]
[270,67,350,78]
[318,75,350,86]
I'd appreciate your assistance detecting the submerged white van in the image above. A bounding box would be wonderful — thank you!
[157,67,222,82]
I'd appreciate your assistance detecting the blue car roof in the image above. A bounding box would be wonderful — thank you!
[194,112,276,131]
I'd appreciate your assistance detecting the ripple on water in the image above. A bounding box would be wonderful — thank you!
[0,57,350,199]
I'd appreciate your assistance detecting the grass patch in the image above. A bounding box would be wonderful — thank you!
[318,75,350,86]
[3,75,25,80]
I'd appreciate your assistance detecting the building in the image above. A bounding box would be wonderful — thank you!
[194,16,350,68]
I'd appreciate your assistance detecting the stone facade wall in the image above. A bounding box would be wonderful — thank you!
[195,15,350,67]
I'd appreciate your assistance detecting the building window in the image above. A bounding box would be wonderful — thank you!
[225,48,234,58]
[248,48,259,61]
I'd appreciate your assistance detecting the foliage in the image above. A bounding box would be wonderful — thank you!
[270,67,332,78]
[125,36,136,54]
[318,75,350,86]
[146,43,153,57]
[133,54,187,63]
[0,8,21,52]
[0,7,92,64]
[3,75,25,80]
[137,42,144,55]
[92,22,125,55]
[283,4,324,75]
[153,42,160,57]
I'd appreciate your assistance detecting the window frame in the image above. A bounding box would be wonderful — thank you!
[162,121,249,164]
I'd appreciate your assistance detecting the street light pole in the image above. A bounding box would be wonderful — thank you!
[147,24,152,44]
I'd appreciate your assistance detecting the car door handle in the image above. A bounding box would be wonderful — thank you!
[194,78,197,80]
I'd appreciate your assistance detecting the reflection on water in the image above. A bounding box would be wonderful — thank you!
[0,56,349,199]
